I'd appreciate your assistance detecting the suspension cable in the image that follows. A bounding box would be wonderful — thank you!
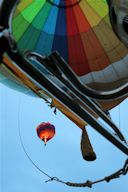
[119,104,121,130]
[18,96,55,180]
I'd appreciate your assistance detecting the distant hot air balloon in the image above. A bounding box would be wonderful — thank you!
[36,122,55,145]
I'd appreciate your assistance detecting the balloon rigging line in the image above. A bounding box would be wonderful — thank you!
[17,96,128,188]
[17,96,63,182]
[119,105,121,129]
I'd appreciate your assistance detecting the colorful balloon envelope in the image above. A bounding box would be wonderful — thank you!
[12,0,128,96]
[36,122,55,145]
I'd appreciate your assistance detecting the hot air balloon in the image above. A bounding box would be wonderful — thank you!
[36,122,55,145]
[0,0,128,158]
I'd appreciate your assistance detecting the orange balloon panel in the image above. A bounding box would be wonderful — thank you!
[36,122,55,144]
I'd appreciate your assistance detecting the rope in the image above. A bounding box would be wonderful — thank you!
[65,158,128,188]
[119,105,121,129]
[17,96,57,180]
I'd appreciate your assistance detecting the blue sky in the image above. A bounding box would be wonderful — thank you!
[0,83,128,192]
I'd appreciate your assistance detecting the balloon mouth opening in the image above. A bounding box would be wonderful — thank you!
[43,138,48,145]
[47,0,82,8]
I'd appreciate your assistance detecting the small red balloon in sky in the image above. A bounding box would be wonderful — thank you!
[36,122,55,145]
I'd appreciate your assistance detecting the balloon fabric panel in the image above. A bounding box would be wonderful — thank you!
[52,5,68,61]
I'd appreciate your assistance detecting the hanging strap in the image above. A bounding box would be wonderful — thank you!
[81,128,96,161]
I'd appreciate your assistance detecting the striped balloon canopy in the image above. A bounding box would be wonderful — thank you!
[12,0,128,94]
